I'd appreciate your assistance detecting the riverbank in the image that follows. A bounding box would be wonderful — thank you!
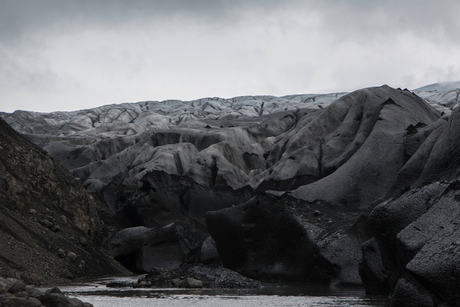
[42,276,390,307]
[0,277,95,307]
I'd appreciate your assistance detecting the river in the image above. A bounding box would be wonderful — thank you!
[45,276,390,307]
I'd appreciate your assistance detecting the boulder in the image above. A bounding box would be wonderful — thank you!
[0,297,42,307]
[184,278,203,288]
[0,281,93,307]
[36,292,71,307]
[7,281,26,294]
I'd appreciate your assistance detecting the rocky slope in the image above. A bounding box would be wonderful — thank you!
[361,101,460,306]
[2,83,460,306]
[0,117,128,285]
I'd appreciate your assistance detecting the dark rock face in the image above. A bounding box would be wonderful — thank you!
[206,194,340,283]
[359,104,460,305]
[359,238,388,295]
[287,86,440,208]
[362,181,460,306]
[206,192,374,285]
[0,118,127,284]
[105,220,207,273]
[131,170,254,228]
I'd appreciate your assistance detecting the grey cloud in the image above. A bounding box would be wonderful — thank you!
[0,0,287,43]
[305,0,460,43]
[4,0,459,48]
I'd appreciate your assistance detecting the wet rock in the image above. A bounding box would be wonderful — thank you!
[14,291,28,298]
[134,280,150,288]
[1,280,94,307]
[68,297,91,307]
[185,278,203,288]
[46,287,63,294]
[37,292,70,307]
[26,286,43,299]
[0,297,42,307]
[7,280,26,295]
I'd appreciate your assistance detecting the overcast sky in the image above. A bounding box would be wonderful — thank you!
[1,0,459,113]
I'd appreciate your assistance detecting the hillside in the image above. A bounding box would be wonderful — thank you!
[0,118,127,284]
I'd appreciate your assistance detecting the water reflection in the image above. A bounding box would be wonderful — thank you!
[50,277,390,307]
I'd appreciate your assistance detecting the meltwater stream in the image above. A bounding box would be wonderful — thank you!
[47,276,390,307]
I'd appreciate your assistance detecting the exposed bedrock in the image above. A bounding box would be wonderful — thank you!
[358,104,460,305]
[361,181,460,306]
[206,193,371,285]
